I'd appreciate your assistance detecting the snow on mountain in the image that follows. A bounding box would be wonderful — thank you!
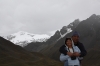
[6,31,50,47]
[57,28,72,41]
[60,28,72,38]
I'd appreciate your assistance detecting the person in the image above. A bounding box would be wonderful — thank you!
[60,38,81,66]
[59,31,87,64]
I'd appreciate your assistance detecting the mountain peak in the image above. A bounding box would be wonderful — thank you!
[6,31,50,47]
[74,19,80,22]
[88,14,100,21]
[89,14,97,19]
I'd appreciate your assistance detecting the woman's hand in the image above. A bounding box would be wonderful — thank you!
[73,52,80,57]
[67,52,73,57]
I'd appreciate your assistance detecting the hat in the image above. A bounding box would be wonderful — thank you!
[72,31,80,37]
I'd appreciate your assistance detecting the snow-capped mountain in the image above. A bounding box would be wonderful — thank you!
[6,31,50,47]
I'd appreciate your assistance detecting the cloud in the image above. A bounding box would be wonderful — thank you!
[0,0,100,36]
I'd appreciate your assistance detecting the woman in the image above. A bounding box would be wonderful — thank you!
[60,38,81,66]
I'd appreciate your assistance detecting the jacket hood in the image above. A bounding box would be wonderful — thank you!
[65,38,75,48]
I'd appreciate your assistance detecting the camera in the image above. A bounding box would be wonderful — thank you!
[71,56,76,60]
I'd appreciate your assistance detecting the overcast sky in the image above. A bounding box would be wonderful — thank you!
[0,0,100,36]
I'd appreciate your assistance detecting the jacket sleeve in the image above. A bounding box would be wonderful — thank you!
[59,45,68,55]
[60,53,70,62]
[79,43,87,57]
[75,46,81,53]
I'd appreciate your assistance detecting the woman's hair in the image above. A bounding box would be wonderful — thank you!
[65,38,72,44]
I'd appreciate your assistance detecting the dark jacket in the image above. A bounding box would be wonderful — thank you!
[59,42,87,57]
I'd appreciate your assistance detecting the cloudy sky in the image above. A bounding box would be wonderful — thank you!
[0,0,100,36]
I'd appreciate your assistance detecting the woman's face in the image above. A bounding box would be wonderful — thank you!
[66,40,72,46]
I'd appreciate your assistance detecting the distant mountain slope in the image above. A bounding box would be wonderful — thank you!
[6,31,50,47]
[0,36,63,66]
